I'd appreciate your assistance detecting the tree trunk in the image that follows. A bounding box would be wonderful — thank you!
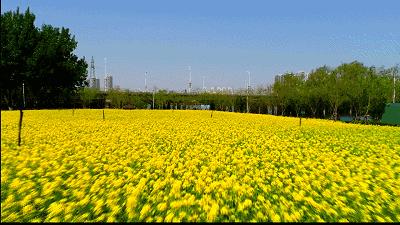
[310,105,317,118]
[3,95,11,110]
[333,105,338,121]
[364,95,371,118]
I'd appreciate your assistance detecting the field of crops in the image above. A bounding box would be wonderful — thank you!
[1,109,400,222]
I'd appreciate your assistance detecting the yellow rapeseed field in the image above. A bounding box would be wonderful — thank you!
[1,109,400,222]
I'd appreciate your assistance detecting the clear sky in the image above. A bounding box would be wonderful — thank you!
[2,0,400,91]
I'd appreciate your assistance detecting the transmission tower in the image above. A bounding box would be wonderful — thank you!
[246,71,251,113]
[90,56,95,80]
[88,56,98,89]
[145,71,148,92]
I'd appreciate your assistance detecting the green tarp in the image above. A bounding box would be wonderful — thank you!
[381,103,400,125]
[339,116,353,123]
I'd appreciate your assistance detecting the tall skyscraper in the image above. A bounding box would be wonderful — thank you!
[104,75,113,92]
[104,57,113,92]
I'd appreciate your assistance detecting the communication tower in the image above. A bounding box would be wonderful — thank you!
[88,56,100,89]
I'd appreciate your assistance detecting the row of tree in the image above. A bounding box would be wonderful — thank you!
[272,62,399,120]
[77,61,399,121]
[79,61,399,121]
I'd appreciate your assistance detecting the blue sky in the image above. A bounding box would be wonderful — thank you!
[2,0,400,91]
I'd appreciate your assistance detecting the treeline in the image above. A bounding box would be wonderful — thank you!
[77,88,271,113]
[77,61,399,121]
[272,62,399,120]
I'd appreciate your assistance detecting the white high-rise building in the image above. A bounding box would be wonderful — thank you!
[103,57,113,92]
[104,75,113,92]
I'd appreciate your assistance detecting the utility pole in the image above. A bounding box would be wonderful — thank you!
[246,71,251,113]
[202,76,205,91]
[247,71,251,90]
[246,91,249,113]
[104,57,107,92]
[152,88,155,109]
[393,69,396,103]
[145,71,148,92]
[104,57,107,75]
[245,79,249,113]
[22,82,26,109]
[188,66,192,94]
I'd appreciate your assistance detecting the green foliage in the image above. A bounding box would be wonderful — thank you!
[272,61,398,121]
[305,66,330,117]
[79,88,101,108]
[73,60,397,123]
[0,7,88,109]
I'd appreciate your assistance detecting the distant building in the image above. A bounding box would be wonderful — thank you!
[104,75,113,92]
[274,75,282,83]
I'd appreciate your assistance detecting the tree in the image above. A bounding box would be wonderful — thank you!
[28,25,87,108]
[287,72,306,117]
[1,8,37,109]
[367,71,388,120]
[1,8,88,109]
[272,72,305,116]
[272,75,289,115]
[336,61,370,119]
[326,69,348,121]
[305,66,330,118]
[79,87,99,108]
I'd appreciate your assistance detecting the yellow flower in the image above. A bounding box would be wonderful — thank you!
[172,217,181,222]
[155,216,164,222]
[1,109,399,222]
[178,211,186,220]
[271,213,281,222]
[30,218,42,222]
[257,195,265,202]
[164,212,174,222]
[256,211,264,220]
[106,215,117,222]
[207,203,219,221]
[157,202,168,212]
[126,193,139,218]
[220,206,229,215]
[139,204,151,220]
[375,216,386,222]
[22,204,34,215]
[243,199,252,208]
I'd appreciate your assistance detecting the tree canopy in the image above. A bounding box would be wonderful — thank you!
[272,62,399,121]
[1,8,88,109]
[73,61,398,123]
